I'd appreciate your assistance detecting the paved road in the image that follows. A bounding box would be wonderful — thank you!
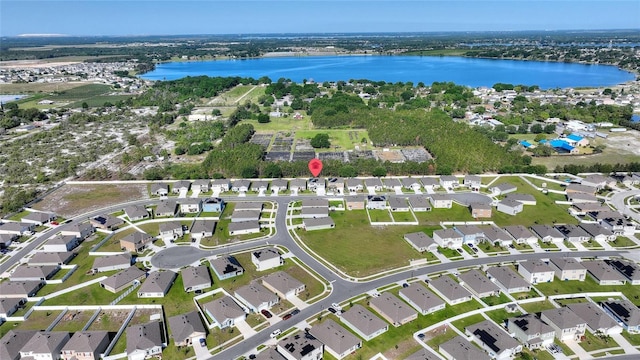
[609,189,640,223]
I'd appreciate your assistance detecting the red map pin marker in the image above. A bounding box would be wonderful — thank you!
[308,158,323,177]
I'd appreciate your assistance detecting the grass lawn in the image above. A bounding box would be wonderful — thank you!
[414,204,475,225]
[51,310,93,331]
[451,313,486,331]
[516,348,555,360]
[519,300,558,314]
[368,209,393,222]
[438,247,464,260]
[390,211,417,223]
[580,331,619,352]
[69,94,134,108]
[295,129,370,152]
[555,297,589,306]
[44,283,115,306]
[0,322,21,338]
[535,276,640,306]
[611,236,638,248]
[39,243,100,295]
[513,242,533,251]
[538,240,559,249]
[98,227,137,252]
[489,177,577,227]
[623,331,640,346]
[481,292,512,306]
[583,239,604,249]
[8,210,30,221]
[510,289,541,301]
[555,341,575,356]
[0,81,87,94]
[13,310,59,331]
[592,349,625,357]
[244,112,313,132]
[477,241,507,254]
[137,223,160,236]
[485,308,522,326]
[119,273,198,317]
[300,210,441,276]
[88,310,132,331]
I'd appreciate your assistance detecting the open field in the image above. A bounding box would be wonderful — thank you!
[535,276,640,306]
[299,210,438,277]
[33,183,149,218]
[0,81,87,94]
[295,129,371,152]
[241,113,313,132]
[14,83,114,109]
[221,85,265,105]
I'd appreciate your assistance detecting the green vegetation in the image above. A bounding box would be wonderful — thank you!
[580,331,619,352]
[535,276,640,306]
[451,313,485,331]
[481,292,512,306]
[485,308,522,326]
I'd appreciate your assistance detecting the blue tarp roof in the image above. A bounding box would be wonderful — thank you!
[519,140,532,148]
[567,133,584,142]
[550,139,575,151]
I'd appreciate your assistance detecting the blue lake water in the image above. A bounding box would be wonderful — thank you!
[141,55,635,89]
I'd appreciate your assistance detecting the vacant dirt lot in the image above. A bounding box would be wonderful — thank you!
[33,183,148,218]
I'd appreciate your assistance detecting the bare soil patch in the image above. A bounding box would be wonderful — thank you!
[33,183,149,218]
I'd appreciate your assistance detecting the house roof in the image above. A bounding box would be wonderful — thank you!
[340,304,387,337]
[301,198,328,208]
[120,231,153,246]
[607,259,640,281]
[93,253,131,270]
[454,225,484,237]
[429,276,472,302]
[566,302,619,333]
[466,320,520,356]
[262,271,304,295]
[433,228,462,240]
[159,221,182,233]
[0,330,37,360]
[549,258,586,272]
[232,179,251,188]
[303,217,335,228]
[231,210,261,221]
[255,347,286,360]
[253,248,280,261]
[345,178,362,187]
[211,179,231,187]
[421,177,440,186]
[271,179,288,188]
[530,225,564,239]
[504,193,536,203]
[193,179,210,187]
[490,182,517,192]
[22,211,54,223]
[177,198,202,206]
[46,234,77,246]
[251,180,270,190]
[440,175,459,183]
[399,283,445,311]
[277,331,323,360]
[541,307,586,329]
[0,281,42,297]
[382,178,402,187]
[464,175,482,183]
[228,221,261,233]
[364,178,383,187]
[408,197,430,209]
[602,299,640,326]
[234,201,264,211]
[181,265,211,289]
[91,214,124,228]
[20,331,69,355]
[61,331,109,354]
[370,292,417,324]
[579,223,613,237]
[210,256,244,278]
[124,205,148,219]
[100,266,145,290]
[404,348,441,360]
[459,269,500,295]
[554,224,590,239]
[150,182,169,193]
[567,133,584,142]
[582,260,627,282]
[439,335,490,360]
[173,180,191,190]
[509,314,554,336]
[190,220,216,234]
[404,232,436,250]
[519,260,554,274]
[301,207,329,217]
[470,202,492,211]
[126,321,164,354]
[309,319,361,356]
[0,298,22,314]
[11,265,58,280]
[487,266,530,290]
[202,296,245,324]
[401,177,421,187]
[482,227,511,242]
[168,311,206,344]
[235,282,278,308]
[290,178,307,188]
[498,199,522,209]
[138,271,176,295]
[155,201,177,215]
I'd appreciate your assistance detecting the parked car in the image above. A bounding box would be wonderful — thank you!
[417,333,425,340]
[290,309,300,316]
[270,329,281,338]
[402,283,409,288]
[509,244,515,249]
[331,302,342,310]
[261,309,272,318]
[199,338,206,347]
[282,313,292,320]
[327,307,337,314]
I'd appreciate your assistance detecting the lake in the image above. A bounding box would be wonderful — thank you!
[141,55,635,89]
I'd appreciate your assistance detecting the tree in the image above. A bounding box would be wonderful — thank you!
[241,166,258,178]
[81,102,89,109]
[263,163,282,178]
[257,113,270,123]
[372,167,387,177]
[211,109,222,116]
[310,133,330,148]
[530,124,543,134]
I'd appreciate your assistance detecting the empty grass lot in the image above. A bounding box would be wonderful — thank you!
[451,313,486,331]
[535,276,640,306]
[485,308,522,326]
[299,210,441,276]
[519,300,558,314]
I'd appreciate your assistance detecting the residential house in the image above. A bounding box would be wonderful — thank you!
[150,183,169,196]
[504,225,538,245]
[251,180,270,193]
[388,197,409,212]
[464,175,482,190]
[43,234,79,252]
[202,198,225,212]
[20,331,70,360]
[211,179,231,192]
[155,200,177,218]
[262,271,305,299]
[345,195,366,210]
[0,281,44,298]
[190,220,216,241]
[138,271,176,298]
[540,307,587,341]
[303,217,335,231]
[192,179,209,193]
[453,225,485,246]
[0,233,16,248]
[0,222,34,236]
[60,222,94,240]
[210,256,244,280]
[178,198,202,214]
[369,292,418,327]
[124,205,149,221]
[173,180,191,194]
[120,231,154,252]
[232,179,251,193]
[565,133,590,147]
[420,177,440,190]
[489,182,517,196]
[439,175,460,189]
[255,348,287,360]
[530,225,565,243]
[366,195,387,210]
[301,198,328,208]
[428,276,472,305]
[364,178,384,192]
[228,221,261,236]
[408,197,431,212]
[307,178,325,192]
[599,215,636,235]
[466,320,522,360]
[168,311,206,347]
[487,266,531,293]
[340,304,388,341]
[607,259,640,285]
[202,295,246,329]
[0,330,38,360]
[252,248,283,271]
[60,331,110,360]
[566,183,596,195]
[21,211,55,226]
[518,260,555,284]
[325,177,344,195]
[470,202,492,218]
[567,192,600,203]
[404,348,441,360]
[482,226,513,247]
[583,260,627,285]
[126,321,165,360]
[398,283,445,315]
[439,336,490,360]
[93,253,132,273]
[345,178,363,193]
[181,265,212,293]
[601,299,640,333]
[579,223,615,242]
[289,178,307,192]
[432,228,463,249]
[10,265,59,282]
[496,199,523,215]
[428,194,453,209]
[271,179,289,193]
[566,302,622,336]
[100,266,146,293]
[403,232,438,253]
[554,224,590,243]
[159,222,183,242]
[459,269,500,298]
[549,258,586,281]
[581,174,609,189]
[235,282,279,313]
[309,319,361,360]
[232,209,261,222]
[0,298,23,319]
[504,193,537,205]
[382,178,402,192]
[300,206,329,219]
[507,314,555,349]
[400,177,422,191]
[276,331,324,360]
[90,214,124,230]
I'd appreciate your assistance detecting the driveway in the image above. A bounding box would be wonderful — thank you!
[193,341,211,360]
[236,320,257,337]
[288,295,309,310]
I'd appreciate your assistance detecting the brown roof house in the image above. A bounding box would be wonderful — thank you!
[100,266,146,293]
[459,269,501,298]
[126,321,165,360]
[566,302,622,336]
[20,331,70,360]
[262,271,305,299]
[540,307,587,341]
[181,265,212,293]
[120,231,154,253]
[252,247,283,271]
[507,314,555,349]
[0,330,38,360]
[60,331,110,360]
[399,283,445,315]
[370,292,418,327]
[202,295,246,329]
[235,282,279,313]
[486,266,531,294]
[439,335,490,360]
[276,331,323,360]
[93,253,132,273]
[340,304,388,341]
[309,319,361,359]
[137,271,176,298]
[428,276,473,305]
[168,311,207,347]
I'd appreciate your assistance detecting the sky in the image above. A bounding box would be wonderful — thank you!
[1,0,639,37]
